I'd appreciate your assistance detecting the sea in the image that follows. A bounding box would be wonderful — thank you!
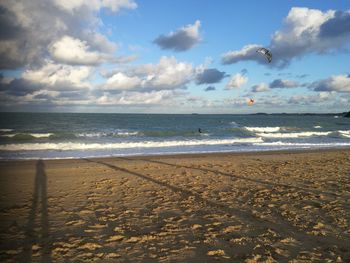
[0,112,349,159]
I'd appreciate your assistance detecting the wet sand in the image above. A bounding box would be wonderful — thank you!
[0,149,350,262]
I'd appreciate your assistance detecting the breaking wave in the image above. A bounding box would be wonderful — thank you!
[339,130,350,138]
[245,127,281,133]
[0,133,54,139]
[256,131,332,138]
[76,131,139,138]
[0,129,13,132]
[254,141,350,147]
[0,137,263,151]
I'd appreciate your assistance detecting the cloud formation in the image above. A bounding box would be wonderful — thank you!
[22,61,93,90]
[102,56,194,91]
[270,79,299,89]
[154,20,201,51]
[204,86,216,92]
[0,0,136,69]
[225,73,248,90]
[103,72,142,90]
[0,59,95,109]
[250,79,299,92]
[0,56,195,109]
[97,90,178,106]
[288,92,335,105]
[221,7,350,67]
[251,83,270,92]
[49,35,115,65]
[195,68,226,85]
[311,75,350,93]
[52,0,137,13]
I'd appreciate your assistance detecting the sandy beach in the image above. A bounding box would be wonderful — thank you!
[0,149,350,262]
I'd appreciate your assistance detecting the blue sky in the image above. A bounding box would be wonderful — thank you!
[0,0,349,113]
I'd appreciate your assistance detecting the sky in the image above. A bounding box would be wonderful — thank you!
[0,0,349,114]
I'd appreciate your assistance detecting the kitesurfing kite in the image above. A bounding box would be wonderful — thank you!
[248,98,255,106]
[256,47,272,63]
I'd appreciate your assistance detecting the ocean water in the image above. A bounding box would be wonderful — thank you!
[0,112,349,159]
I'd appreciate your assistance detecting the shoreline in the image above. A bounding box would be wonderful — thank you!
[1,146,350,162]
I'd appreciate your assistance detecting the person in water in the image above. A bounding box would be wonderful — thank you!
[198,128,202,133]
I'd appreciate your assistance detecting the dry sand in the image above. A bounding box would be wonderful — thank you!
[0,149,350,262]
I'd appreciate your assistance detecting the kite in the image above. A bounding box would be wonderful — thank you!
[248,98,255,106]
[256,47,272,63]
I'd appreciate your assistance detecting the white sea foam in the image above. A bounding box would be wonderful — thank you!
[0,133,53,138]
[30,133,53,138]
[0,137,263,151]
[256,131,332,138]
[245,127,281,133]
[313,126,322,129]
[339,130,350,135]
[77,131,139,137]
[339,130,350,138]
[116,131,139,136]
[0,129,13,132]
[0,134,15,138]
[254,141,350,147]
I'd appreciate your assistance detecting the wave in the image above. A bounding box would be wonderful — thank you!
[339,130,350,138]
[0,131,140,140]
[255,141,350,147]
[0,129,13,132]
[77,131,139,138]
[245,127,281,133]
[313,126,322,129]
[230,121,240,128]
[142,130,201,137]
[0,137,263,151]
[256,131,332,138]
[0,133,54,139]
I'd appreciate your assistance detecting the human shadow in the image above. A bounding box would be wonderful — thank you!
[21,160,52,263]
[83,158,346,253]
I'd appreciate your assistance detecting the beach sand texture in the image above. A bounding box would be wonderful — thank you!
[0,150,350,262]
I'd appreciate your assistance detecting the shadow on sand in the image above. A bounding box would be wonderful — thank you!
[120,157,340,198]
[21,160,52,262]
[83,157,345,255]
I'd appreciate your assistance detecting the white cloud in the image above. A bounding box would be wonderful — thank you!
[270,79,299,89]
[85,32,118,54]
[97,90,177,105]
[251,83,270,92]
[22,60,92,89]
[104,56,194,91]
[49,36,112,65]
[104,72,141,90]
[225,73,248,89]
[146,57,194,89]
[0,0,136,69]
[288,92,335,105]
[154,20,201,51]
[53,0,137,13]
[222,44,260,65]
[221,7,350,67]
[311,75,350,93]
[23,89,60,102]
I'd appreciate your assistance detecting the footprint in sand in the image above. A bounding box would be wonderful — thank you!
[80,243,102,251]
[66,219,85,226]
[105,253,121,259]
[106,235,125,242]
